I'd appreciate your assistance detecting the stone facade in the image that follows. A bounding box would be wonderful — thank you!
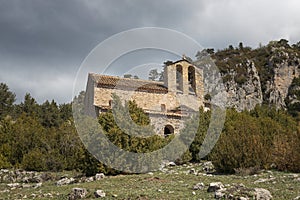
[85,59,204,136]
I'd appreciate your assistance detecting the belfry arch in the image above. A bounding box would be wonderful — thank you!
[188,65,196,94]
[176,65,183,92]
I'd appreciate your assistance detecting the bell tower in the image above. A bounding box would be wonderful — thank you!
[164,57,204,100]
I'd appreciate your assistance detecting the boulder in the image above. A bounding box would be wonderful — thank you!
[189,168,196,175]
[95,173,105,181]
[7,183,20,188]
[34,182,42,188]
[42,193,53,198]
[94,190,106,198]
[167,162,176,166]
[69,188,87,200]
[22,183,31,188]
[214,188,226,199]
[203,161,215,173]
[207,182,224,192]
[84,176,94,182]
[254,188,272,200]
[193,182,205,190]
[56,177,75,186]
[254,178,276,184]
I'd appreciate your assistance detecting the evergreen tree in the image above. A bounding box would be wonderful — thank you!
[40,100,61,128]
[0,83,16,119]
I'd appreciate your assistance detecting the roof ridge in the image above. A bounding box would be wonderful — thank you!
[90,73,164,84]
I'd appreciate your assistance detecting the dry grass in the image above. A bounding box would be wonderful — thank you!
[0,163,299,199]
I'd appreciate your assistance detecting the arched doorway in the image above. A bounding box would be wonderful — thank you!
[164,125,174,137]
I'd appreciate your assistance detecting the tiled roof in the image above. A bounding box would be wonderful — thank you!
[90,73,168,94]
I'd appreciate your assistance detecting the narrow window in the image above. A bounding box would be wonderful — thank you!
[161,104,166,112]
[176,65,183,92]
[109,100,113,108]
[188,66,196,94]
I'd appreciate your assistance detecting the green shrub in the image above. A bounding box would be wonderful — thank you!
[22,149,47,171]
[0,153,11,169]
[209,110,272,173]
[175,150,192,165]
[272,129,300,172]
[189,108,210,161]
[209,106,300,174]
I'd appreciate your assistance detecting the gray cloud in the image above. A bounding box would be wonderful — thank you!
[0,0,299,103]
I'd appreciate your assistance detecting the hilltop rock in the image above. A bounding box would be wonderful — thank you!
[265,51,300,109]
[224,61,263,111]
[206,42,300,111]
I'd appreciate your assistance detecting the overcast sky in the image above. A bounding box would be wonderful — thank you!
[0,0,299,104]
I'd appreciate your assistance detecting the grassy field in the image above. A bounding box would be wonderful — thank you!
[0,163,299,199]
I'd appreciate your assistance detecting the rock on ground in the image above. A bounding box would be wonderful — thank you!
[95,173,105,181]
[56,177,75,186]
[207,182,224,192]
[69,188,87,200]
[254,188,272,200]
[214,188,227,199]
[94,190,106,198]
[203,161,215,173]
[193,182,205,190]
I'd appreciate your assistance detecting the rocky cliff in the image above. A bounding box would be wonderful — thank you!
[224,60,263,111]
[202,40,300,112]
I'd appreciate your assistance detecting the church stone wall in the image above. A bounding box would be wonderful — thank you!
[149,115,185,135]
[88,59,205,136]
[94,88,180,112]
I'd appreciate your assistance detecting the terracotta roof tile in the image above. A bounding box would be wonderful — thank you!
[90,74,168,94]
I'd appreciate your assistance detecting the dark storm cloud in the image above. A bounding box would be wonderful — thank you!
[0,0,299,103]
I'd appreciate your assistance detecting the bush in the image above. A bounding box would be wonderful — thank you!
[0,153,11,169]
[189,108,210,161]
[22,149,47,171]
[272,130,300,172]
[175,150,192,165]
[209,107,300,174]
[209,110,272,173]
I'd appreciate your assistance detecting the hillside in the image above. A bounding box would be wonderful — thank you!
[203,39,300,114]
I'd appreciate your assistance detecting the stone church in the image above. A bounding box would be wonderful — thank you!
[84,58,205,136]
